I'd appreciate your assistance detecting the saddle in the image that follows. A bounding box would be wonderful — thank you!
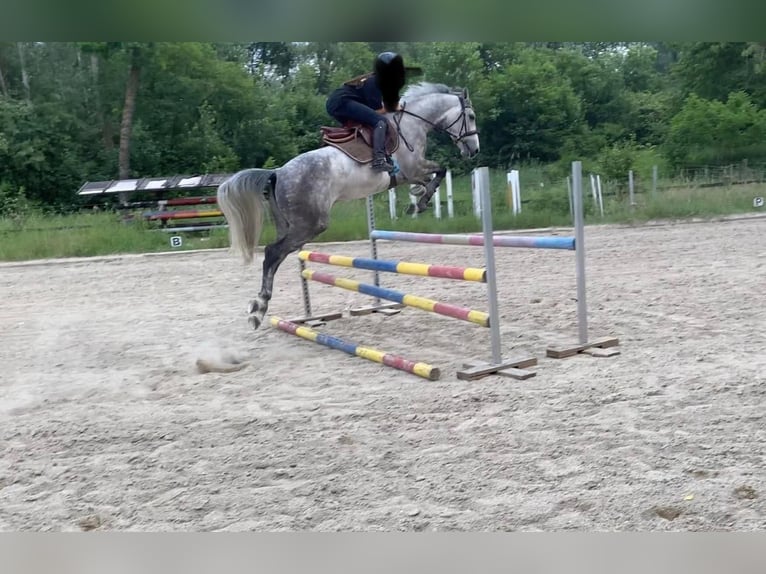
[320,119,399,164]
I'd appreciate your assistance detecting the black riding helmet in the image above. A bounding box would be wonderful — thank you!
[375,51,401,66]
[374,52,406,112]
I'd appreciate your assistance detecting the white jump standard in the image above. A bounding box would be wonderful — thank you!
[368,162,620,360]
[545,161,619,358]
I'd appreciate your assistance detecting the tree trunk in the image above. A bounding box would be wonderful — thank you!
[90,52,114,151]
[17,42,30,101]
[0,64,8,97]
[117,53,141,203]
[90,52,99,79]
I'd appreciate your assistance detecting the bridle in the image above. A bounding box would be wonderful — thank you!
[393,92,480,152]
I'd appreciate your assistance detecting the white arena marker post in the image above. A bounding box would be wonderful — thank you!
[596,175,604,217]
[507,170,521,215]
[590,174,597,205]
[471,169,481,219]
[629,169,636,207]
[590,174,604,217]
[388,188,397,220]
[446,169,454,218]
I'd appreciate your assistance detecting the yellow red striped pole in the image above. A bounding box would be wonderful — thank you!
[301,269,490,327]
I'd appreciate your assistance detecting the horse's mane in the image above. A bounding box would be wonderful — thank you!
[402,82,457,101]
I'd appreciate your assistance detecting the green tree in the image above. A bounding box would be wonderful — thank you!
[411,42,485,89]
[671,42,766,106]
[78,42,155,186]
[665,91,766,165]
[481,48,582,166]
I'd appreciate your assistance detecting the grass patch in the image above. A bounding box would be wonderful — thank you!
[0,212,232,261]
[2,169,765,262]
[599,183,766,223]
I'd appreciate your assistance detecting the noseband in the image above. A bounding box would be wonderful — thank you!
[443,95,480,143]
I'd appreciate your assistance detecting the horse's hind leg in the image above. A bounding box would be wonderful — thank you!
[247,236,291,330]
[247,222,328,330]
[246,190,289,329]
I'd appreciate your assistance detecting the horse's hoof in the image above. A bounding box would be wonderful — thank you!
[248,314,263,330]
[248,297,268,316]
[247,297,267,330]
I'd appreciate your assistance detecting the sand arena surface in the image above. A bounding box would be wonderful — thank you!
[1,217,764,531]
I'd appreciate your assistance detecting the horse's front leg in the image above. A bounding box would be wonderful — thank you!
[415,166,448,213]
[406,160,447,214]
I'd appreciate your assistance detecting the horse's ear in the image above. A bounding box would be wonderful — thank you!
[462,87,468,98]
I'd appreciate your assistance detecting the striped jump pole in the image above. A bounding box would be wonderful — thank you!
[301,269,490,327]
[270,317,440,381]
[369,230,575,250]
[298,251,486,282]
[143,209,224,221]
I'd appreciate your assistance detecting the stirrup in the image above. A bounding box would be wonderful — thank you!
[371,156,394,172]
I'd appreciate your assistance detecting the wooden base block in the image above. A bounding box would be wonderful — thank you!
[458,356,538,381]
[582,346,621,358]
[349,302,405,317]
[286,311,344,328]
[546,336,620,359]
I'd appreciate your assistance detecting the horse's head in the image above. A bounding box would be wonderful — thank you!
[447,87,480,159]
[398,83,480,159]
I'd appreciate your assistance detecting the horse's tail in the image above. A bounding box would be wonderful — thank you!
[217,168,276,265]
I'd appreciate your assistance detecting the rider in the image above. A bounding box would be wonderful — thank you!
[326,51,407,173]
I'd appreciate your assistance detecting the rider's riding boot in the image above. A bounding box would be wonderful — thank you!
[371,120,394,173]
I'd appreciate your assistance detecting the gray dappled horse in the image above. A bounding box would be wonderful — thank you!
[217,82,480,330]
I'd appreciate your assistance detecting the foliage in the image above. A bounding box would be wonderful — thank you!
[665,91,766,165]
[2,41,766,218]
[598,139,641,185]
[0,182,36,226]
[481,47,582,166]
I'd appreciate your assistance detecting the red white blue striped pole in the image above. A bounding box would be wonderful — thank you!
[369,230,575,250]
